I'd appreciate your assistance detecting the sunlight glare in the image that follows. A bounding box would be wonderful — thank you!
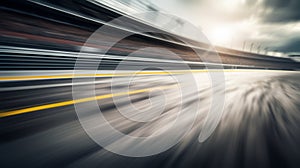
[209,26,234,46]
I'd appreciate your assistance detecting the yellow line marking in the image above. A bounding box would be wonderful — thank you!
[1,69,296,81]
[0,72,172,80]
[0,85,174,118]
[0,69,297,117]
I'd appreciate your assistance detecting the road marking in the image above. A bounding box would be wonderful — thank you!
[0,71,180,81]
[0,69,297,81]
[0,85,174,118]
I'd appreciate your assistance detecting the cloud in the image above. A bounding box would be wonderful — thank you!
[276,37,300,53]
[256,0,300,23]
[151,0,300,55]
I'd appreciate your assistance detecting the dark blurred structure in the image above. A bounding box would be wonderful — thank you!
[0,0,299,70]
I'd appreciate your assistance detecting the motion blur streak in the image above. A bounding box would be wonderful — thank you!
[0,85,174,118]
[1,71,300,168]
[0,69,295,81]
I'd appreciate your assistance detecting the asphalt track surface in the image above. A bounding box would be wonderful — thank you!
[0,70,299,168]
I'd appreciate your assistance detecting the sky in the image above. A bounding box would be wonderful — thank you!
[150,0,300,57]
